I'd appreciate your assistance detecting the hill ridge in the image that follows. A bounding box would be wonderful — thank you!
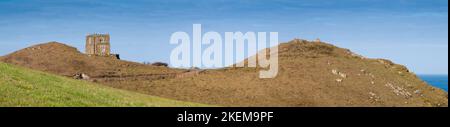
[0,62,205,107]
[1,40,448,107]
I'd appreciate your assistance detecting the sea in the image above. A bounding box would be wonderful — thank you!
[419,75,448,92]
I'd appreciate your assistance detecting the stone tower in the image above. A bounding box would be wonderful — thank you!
[86,34,111,56]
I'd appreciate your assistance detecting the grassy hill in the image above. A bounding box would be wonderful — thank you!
[137,39,448,107]
[0,62,206,107]
[1,40,447,107]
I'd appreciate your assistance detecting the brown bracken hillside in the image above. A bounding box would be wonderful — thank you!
[0,42,184,82]
[1,40,448,107]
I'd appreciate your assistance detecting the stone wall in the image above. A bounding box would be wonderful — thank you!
[86,34,111,56]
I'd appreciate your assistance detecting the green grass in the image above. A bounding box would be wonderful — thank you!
[0,62,207,107]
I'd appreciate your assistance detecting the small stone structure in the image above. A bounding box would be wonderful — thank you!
[85,33,120,59]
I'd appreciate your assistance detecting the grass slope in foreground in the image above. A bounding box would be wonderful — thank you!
[0,62,206,107]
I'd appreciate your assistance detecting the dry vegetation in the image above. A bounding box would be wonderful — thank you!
[0,62,206,107]
[0,42,185,81]
[1,40,448,107]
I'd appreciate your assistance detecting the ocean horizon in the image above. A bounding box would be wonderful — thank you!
[419,75,448,92]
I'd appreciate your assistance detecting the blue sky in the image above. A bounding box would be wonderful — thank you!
[0,0,448,74]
